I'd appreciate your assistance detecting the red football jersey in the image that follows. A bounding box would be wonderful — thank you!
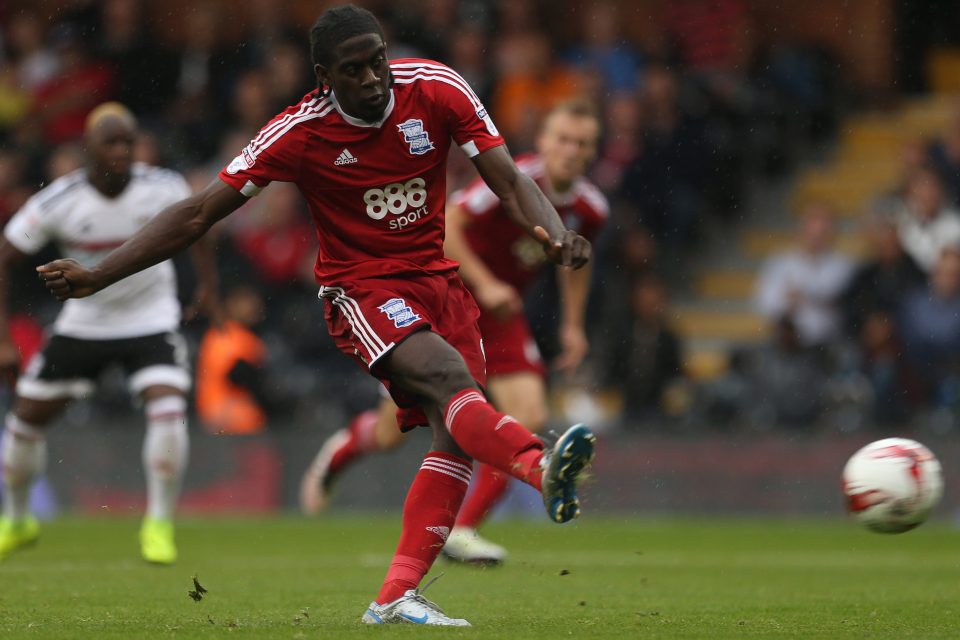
[219,59,505,283]
[453,153,609,292]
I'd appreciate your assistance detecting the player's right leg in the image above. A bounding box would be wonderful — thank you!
[2,335,96,561]
[386,330,595,524]
[1,397,68,560]
[299,396,404,515]
[444,371,548,565]
[124,332,193,566]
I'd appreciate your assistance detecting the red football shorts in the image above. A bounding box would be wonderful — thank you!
[476,309,547,377]
[319,272,486,431]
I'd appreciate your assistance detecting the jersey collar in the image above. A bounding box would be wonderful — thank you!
[330,89,396,128]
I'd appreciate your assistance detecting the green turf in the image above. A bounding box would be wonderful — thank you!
[0,515,958,638]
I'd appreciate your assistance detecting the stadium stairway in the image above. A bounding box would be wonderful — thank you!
[672,93,958,382]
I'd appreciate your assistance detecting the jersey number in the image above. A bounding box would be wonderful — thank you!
[363,178,427,220]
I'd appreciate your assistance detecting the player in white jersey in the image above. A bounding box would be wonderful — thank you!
[0,103,219,564]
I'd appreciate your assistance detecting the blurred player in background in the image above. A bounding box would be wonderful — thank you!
[0,103,219,564]
[300,100,608,566]
[35,5,596,626]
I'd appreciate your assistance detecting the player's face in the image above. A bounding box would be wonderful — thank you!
[316,33,391,122]
[87,117,135,179]
[537,113,599,185]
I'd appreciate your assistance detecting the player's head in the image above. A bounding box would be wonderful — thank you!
[536,100,600,187]
[310,4,390,123]
[84,102,137,179]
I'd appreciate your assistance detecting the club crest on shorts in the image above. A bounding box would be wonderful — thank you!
[378,298,421,328]
[397,119,434,155]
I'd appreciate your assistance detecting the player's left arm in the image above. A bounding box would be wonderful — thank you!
[186,235,223,325]
[555,262,592,375]
[472,146,591,269]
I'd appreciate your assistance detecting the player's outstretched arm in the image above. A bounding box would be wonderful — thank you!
[555,263,592,375]
[472,145,591,270]
[37,180,247,301]
[444,202,522,319]
[185,235,223,325]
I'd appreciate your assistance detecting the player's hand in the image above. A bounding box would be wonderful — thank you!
[533,226,591,269]
[36,259,101,300]
[554,323,588,376]
[474,279,522,320]
[185,284,224,327]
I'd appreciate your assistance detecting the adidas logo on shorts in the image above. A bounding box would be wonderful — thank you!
[334,148,358,166]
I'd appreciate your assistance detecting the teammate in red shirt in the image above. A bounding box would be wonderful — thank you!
[37,5,596,626]
[301,101,608,566]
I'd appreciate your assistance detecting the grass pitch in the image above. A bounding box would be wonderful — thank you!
[0,515,957,639]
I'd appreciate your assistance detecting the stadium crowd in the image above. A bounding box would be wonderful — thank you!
[3,0,922,436]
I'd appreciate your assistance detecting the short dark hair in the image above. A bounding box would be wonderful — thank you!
[309,4,384,67]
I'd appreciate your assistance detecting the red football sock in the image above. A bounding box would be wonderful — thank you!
[329,410,380,477]
[376,452,471,604]
[454,463,510,529]
[443,389,544,491]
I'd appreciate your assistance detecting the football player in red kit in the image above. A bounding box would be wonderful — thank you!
[301,100,608,566]
[36,5,596,626]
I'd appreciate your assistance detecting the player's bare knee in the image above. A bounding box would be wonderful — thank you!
[12,397,67,427]
[513,403,548,434]
[388,331,478,405]
[428,364,477,406]
[375,424,405,450]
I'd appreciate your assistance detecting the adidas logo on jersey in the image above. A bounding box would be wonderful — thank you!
[425,526,450,541]
[334,148,358,166]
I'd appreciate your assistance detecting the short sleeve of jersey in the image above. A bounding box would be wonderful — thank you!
[452,177,499,218]
[167,171,193,202]
[218,104,307,196]
[424,63,504,158]
[576,183,610,242]
[4,197,54,255]
[142,166,193,212]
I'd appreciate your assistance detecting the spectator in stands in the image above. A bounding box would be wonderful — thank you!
[927,99,960,204]
[31,23,115,145]
[97,0,176,118]
[898,246,960,420]
[895,165,960,272]
[196,285,269,436]
[566,2,642,96]
[447,24,494,106]
[842,211,924,425]
[843,210,926,338]
[230,70,275,138]
[600,273,684,424]
[592,92,643,194]
[166,1,233,161]
[755,202,854,348]
[750,316,827,428]
[493,5,580,150]
[661,0,754,133]
[264,39,313,113]
[5,11,58,91]
[617,65,709,252]
[238,0,304,69]
[229,182,314,292]
[0,151,30,223]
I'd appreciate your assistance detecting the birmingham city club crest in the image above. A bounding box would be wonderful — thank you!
[397,119,435,155]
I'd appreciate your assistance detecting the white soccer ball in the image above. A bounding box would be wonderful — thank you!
[842,438,943,533]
